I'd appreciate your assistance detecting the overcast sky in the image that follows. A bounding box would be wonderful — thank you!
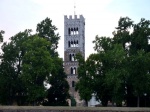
[0,0,150,59]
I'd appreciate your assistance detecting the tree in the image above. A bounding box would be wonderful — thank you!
[75,53,93,106]
[43,57,69,106]
[0,30,31,105]
[83,17,150,107]
[86,53,111,106]
[21,35,53,105]
[0,18,69,106]
[113,17,150,107]
[104,44,128,106]
[128,51,150,107]
[36,17,60,57]
[36,17,69,106]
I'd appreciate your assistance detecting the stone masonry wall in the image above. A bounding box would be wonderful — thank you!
[0,106,150,112]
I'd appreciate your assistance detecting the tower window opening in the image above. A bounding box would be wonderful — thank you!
[74,40,76,47]
[71,28,74,35]
[69,54,75,61]
[76,40,78,47]
[71,41,74,47]
[69,40,79,47]
[74,28,76,35]
[76,27,79,35]
[72,54,75,61]
[69,54,72,61]
[73,67,76,74]
[68,41,71,47]
[69,28,79,35]
[68,28,71,35]
[72,81,75,87]
[71,67,73,74]
[70,67,77,74]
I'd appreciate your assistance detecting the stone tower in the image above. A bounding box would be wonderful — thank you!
[64,15,85,106]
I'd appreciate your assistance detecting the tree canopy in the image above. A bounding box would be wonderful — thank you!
[76,17,150,107]
[0,18,69,106]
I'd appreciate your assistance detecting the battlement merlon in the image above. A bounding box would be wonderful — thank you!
[64,15,85,21]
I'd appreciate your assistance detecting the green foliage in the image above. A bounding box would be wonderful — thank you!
[0,18,69,106]
[0,29,31,105]
[36,17,69,106]
[75,53,92,106]
[77,17,150,107]
[0,30,4,43]
[36,17,60,57]
[105,44,127,106]
[43,58,69,106]
[21,35,53,104]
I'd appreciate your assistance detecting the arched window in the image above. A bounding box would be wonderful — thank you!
[74,28,76,35]
[76,40,78,44]
[74,40,76,47]
[72,81,75,87]
[76,27,79,34]
[71,67,73,74]
[76,40,78,47]
[71,41,73,47]
[68,41,70,47]
[73,67,76,74]
[69,54,71,61]
[71,28,73,35]
[72,54,75,61]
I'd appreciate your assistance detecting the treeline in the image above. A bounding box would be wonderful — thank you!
[0,18,70,106]
[76,17,150,107]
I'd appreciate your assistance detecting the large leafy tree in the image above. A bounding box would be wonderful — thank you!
[43,57,69,106]
[77,17,150,107]
[36,17,69,106]
[21,35,53,105]
[0,30,31,105]
[0,30,52,105]
[104,44,127,106]
[75,53,93,106]
[113,17,150,107]
[85,53,111,106]
[0,17,69,106]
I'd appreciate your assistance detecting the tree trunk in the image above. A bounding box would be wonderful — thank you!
[84,99,88,107]
[137,96,140,107]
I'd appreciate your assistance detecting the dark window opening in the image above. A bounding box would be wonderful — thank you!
[71,67,73,74]
[71,28,74,35]
[71,67,77,74]
[72,81,75,87]
[68,41,70,47]
[69,40,79,47]
[71,41,73,47]
[76,27,79,35]
[69,54,75,61]
[69,27,79,35]
[69,54,71,61]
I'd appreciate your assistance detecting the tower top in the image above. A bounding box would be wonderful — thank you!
[64,15,84,21]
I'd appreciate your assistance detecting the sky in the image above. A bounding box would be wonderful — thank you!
[0,0,150,59]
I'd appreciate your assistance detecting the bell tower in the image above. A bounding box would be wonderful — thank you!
[64,15,85,106]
